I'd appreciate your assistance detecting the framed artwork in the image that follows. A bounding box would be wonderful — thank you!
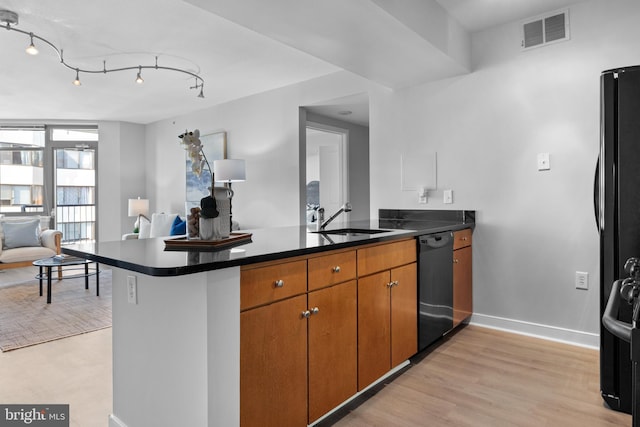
[186,131,227,203]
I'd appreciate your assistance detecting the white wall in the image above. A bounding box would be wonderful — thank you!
[145,72,371,229]
[370,0,640,345]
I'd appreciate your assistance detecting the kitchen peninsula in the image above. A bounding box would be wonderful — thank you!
[64,217,472,427]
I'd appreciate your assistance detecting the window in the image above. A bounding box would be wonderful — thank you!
[56,149,94,170]
[0,128,45,213]
[0,125,98,243]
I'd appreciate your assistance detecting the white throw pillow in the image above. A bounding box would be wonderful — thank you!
[149,213,178,238]
[138,216,151,239]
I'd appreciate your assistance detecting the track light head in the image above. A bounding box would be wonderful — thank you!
[73,69,81,86]
[135,66,144,84]
[25,33,38,55]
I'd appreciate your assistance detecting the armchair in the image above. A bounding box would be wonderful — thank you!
[0,216,62,270]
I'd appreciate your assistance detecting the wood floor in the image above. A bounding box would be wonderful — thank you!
[324,326,631,427]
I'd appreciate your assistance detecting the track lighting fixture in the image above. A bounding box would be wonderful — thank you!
[0,9,205,97]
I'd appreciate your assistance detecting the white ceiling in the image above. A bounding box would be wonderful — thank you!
[0,0,587,125]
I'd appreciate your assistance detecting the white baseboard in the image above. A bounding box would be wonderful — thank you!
[470,313,599,349]
[109,414,127,427]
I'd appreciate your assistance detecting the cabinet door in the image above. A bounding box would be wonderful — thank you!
[453,246,473,327]
[308,280,357,423]
[357,270,391,390]
[240,295,308,427]
[390,262,417,367]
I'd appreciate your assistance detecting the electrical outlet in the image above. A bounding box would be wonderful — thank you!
[537,153,550,171]
[575,271,589,290]
[127,275,138,304]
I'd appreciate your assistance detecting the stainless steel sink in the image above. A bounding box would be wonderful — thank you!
[312,228,388,236]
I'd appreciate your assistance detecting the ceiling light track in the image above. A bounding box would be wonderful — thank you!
[0,9,205,98]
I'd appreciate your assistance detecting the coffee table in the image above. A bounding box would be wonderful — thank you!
[33,256,100,304]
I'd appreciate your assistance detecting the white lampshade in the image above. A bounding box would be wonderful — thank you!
[214,159,246,182]
[128,197,149,217]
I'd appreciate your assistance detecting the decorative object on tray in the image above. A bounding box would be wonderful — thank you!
[199,187,231,240]
[179,129,231,240]
[214,159,246,233]
[164,232,252,251]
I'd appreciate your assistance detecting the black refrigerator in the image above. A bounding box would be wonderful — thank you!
[597,65,640,414]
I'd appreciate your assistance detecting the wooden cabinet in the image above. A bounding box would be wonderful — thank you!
[357,240,417,390]
[241,250,358,426]
[391,263,418,367]
[357,271,391,389]
[308,280,357,423]
[453,229,473,327]
[240,294,308,427]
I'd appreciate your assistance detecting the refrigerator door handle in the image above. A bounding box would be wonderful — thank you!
[594,157,600,231]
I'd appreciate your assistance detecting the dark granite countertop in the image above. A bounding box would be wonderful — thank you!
[63,218,473,277]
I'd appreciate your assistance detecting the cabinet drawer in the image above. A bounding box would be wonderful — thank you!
[241,260,307,310]
[308,251,356,291]
[357,239,417,277]
[453,229,472,250]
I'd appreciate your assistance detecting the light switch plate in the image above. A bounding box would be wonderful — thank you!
[418,187,427,204]
[537,153,550,171]
[443,189,453,204]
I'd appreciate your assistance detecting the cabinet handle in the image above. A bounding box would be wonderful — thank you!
[462,237,468,241]
[310,307,320,315]
[387,281,398,288]
[453,259,459,263]
[301,310,311,318]
[332,266,341,273]
[274,279,284,288]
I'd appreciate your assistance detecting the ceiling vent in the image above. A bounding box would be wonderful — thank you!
[522,9,570,50]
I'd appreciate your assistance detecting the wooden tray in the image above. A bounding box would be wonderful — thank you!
[164,232,253,251]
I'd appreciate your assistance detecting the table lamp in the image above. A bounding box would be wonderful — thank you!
[128,197,149,233]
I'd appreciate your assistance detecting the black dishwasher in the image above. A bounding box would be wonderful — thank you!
[417,232,454,351]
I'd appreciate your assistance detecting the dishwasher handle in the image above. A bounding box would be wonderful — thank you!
[418,232,453,249]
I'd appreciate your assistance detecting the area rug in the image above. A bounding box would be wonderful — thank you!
[0,270,111,352]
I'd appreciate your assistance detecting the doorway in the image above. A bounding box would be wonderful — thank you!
[305,124,348,225]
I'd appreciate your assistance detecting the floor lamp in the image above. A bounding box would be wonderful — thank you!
[214,159,246,231]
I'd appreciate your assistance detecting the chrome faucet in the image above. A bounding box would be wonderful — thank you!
[320,202,352,230]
